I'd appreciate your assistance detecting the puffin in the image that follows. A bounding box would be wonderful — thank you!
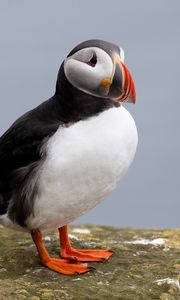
[0,39,138,275]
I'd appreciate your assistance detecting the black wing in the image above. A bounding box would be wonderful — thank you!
[0,98,60,225]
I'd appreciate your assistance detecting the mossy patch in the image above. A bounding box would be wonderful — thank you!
[0,225,180,300]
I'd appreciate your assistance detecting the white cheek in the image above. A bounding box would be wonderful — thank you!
[64,48,113,93]
[65,59,100,89]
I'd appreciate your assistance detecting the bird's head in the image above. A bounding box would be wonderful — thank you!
[59,39,136,104]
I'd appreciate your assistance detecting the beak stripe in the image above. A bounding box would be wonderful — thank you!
[119,62,136,103]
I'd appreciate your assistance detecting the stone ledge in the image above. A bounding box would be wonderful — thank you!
[0,225,180,300]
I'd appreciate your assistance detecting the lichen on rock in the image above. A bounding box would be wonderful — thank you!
[0,225,180,300]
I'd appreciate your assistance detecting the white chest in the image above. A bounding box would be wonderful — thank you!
[28,106,138,231]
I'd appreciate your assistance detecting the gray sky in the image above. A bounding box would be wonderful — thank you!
[0,0,179,228]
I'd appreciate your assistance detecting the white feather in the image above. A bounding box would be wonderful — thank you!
[27,106,138,231]
[1,106,138,232]
[120,48,125,62]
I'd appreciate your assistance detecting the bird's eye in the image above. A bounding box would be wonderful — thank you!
[87,53,97,67]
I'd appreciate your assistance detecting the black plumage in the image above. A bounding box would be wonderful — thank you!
[0,61,119,227]
[67,39,120,58]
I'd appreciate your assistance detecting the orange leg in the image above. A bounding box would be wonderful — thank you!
[31,229,92,275]
[59,225,113,262]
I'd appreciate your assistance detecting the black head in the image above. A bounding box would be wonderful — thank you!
[56,39,136,104]
[67,39,120,58]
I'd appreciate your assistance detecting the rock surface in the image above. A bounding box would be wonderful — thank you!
[0,225,180,300]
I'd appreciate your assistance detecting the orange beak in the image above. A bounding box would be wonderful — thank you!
[101,55,136,104]
[119,61,136,103]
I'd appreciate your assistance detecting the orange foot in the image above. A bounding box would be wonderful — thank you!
[59,226,113,262]
[31,229,92,275]
[61,247,113,262]
[42,257,91,275]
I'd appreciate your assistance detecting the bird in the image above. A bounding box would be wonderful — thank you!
[0,39,138,275]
